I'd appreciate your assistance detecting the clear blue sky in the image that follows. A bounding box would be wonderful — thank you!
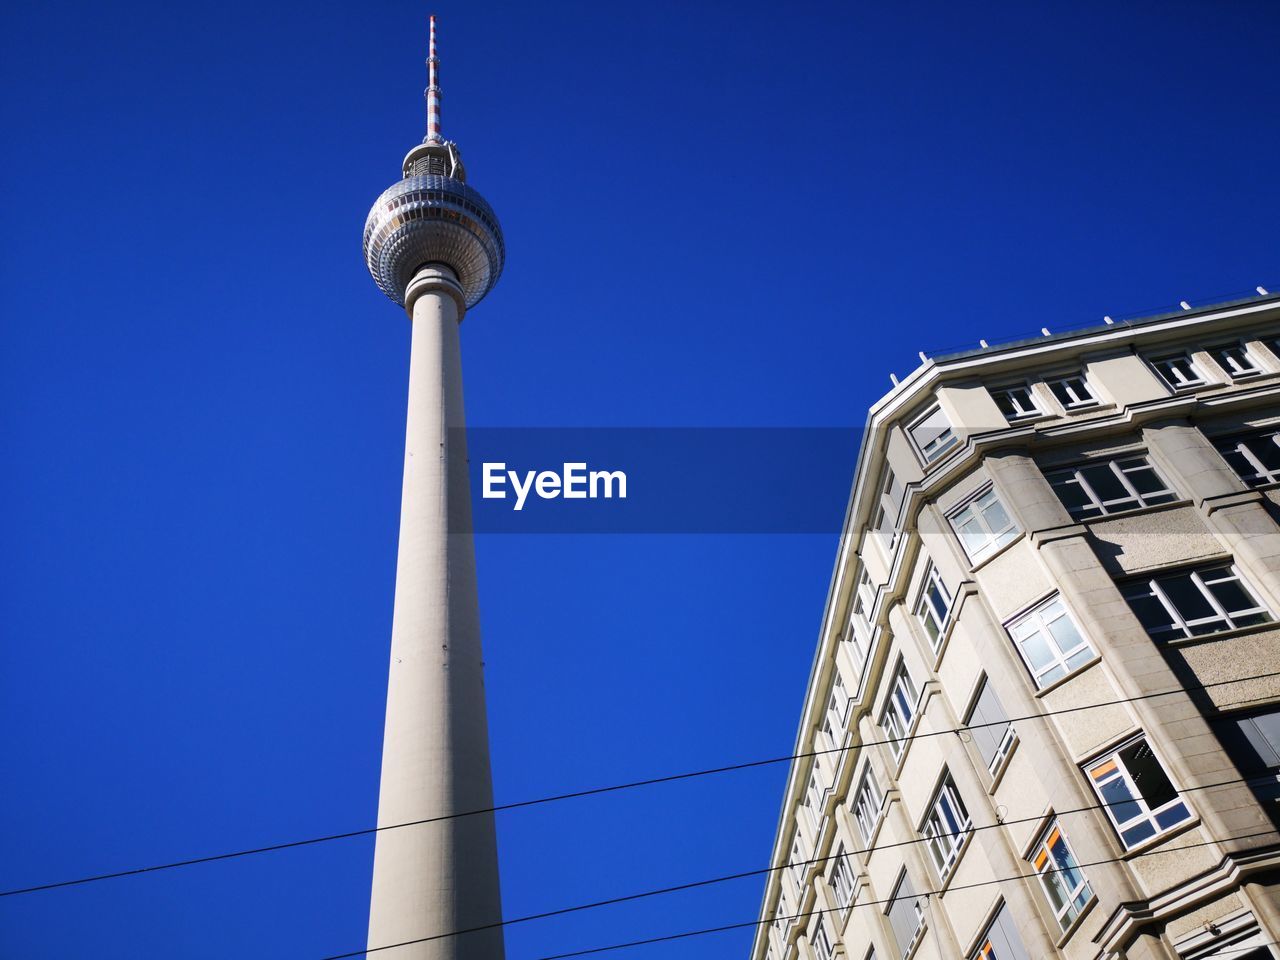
[2,1,1278,958]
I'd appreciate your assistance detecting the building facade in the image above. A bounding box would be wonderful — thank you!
[752,293,1280,960]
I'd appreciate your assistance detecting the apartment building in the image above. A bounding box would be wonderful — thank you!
[752,292,1280,960]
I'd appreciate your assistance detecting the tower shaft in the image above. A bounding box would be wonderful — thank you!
[367,265,505,960]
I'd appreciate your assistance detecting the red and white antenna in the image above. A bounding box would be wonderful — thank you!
[425,14,443,144]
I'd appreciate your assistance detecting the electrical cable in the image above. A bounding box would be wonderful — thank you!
[2,668,1277,901]
[527,828,1280,960]
[324,770,1277,958]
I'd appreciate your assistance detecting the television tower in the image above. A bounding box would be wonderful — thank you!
[361,15,506,959]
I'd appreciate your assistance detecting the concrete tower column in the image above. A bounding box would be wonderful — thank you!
[367,265,504,959]
[361,18,508,958]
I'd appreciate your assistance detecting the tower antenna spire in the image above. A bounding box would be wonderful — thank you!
[425,14,443,144]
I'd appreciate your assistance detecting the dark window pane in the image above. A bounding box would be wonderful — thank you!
[1127,592,1176,635]
[1121,741,1178,809]
[1080,464,1127,502]
[1125,466,1164,496]
[1159,573,1216,621]
[1250,437,1280,472]
[1205,577,1256,615]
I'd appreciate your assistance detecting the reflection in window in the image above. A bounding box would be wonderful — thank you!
[1084,736,1191,848]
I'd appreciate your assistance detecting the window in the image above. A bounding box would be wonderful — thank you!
[915,564,953,649]
[949,487,1019,563]
[1212,342,1263,379]
[991,383,1042,422]
[874,466,906,545]
[1028,822,1092,930]
[803,772,822,832]
[850,566,876,656]
[1121,562,1272,642]
[1047,373,1099,411]
[812,916,834,960]
[910,404,959,463]
[1045,455,1177,520]
[852,769,885,843]
[1213,707,1280,806]
[1085,736,1191,848]
[886,871,925,958]
[1214,429,1280,487]
[830,844,856,909]
[1150,352,1208,390]
[965,678,1015,774]
[971,904,1031,960]
[788,838,805,893]
[1007,595,1094,688]
[828,668,851,730]
[881,661,920,758]
[775,889,790,933]
[922,775,971,879]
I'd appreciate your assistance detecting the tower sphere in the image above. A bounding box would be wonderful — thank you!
[362,143,505,310]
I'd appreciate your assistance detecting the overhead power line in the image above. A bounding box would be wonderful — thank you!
[528,828,1280,960]
[3,669,1277,901]
[321,770,1275,959]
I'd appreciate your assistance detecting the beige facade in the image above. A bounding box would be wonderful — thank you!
[752,295,1280,960]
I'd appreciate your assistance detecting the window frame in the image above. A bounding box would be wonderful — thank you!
[812,915,834,960]
[885,869,925,959]
[1046,372,1100,411]
[1149,351,1210,391]
[970,903,1031,960]
[1120,562,1273,643]
[1210,341,1264,380]
[1044,454,1178,520]
[921,773,972,881]
[852,767,886,844]
[1213,429,1280,488]
[915,563,953,650]
[948,485,1020,564]
[880,660,921,759]
[1083,734,1192,849]
[909,403,960,464]
[1027,820,1093,931]
[964,676,1016,776]
[1006,595,1095,689]
[991,382,1044,422]
[829,843,857,910]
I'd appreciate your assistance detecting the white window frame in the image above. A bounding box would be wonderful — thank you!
[885,870,925,959]
[915,563,953,650]
[921,774,971,880]
[788,837,805,894]
[965,677,1016,775]
[1044,455,1178,520]
[880,660,921,759]
[991,382,1043,422]
[1121,562,1272,642]
[909,404,959,464]
[829,844,856,910]
[1211,341,1263,380]
[1046,372,1099,411]
[803,768,826,833]
[1150,352,1209,390]
[1028,821,1092,931]
[812,916,834,960]
[1214,429,1280,487]
[970,903,1031,960]
[948,485,1020,563]
[1084,735,1192,849]
[1007,595,1094,689]
[852,768,885,843]
[874,466,905,546]
[828,667,851,732]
